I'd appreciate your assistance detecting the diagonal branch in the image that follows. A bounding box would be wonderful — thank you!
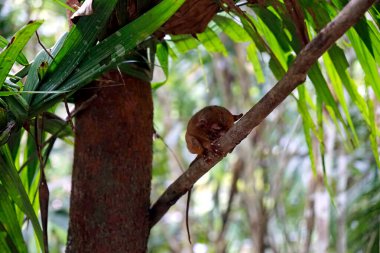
[149,0,376,228]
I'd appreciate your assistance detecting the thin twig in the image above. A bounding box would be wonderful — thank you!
[35,31,55,61]
[153,129,185,172]
[149,0,376,228]
[68,94,97,119]
[34,115,50,253]
[64,97,76,132]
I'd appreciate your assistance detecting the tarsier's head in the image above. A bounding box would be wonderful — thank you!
[195,117,226,140]
[210,122,226,138]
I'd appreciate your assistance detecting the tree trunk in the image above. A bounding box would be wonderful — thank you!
[66,71,153,252]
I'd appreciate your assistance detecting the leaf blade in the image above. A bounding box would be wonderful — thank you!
[0,145,44,252]
[0,20,42,90]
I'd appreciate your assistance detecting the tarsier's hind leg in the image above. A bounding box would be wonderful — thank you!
[185,134,204,155]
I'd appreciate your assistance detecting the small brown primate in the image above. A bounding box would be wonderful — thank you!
[185,105,243,157]
[184,105,242,243]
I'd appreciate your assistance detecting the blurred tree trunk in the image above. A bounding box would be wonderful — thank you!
[336,150,348,253]
[66,1,154,252]
[314,181,329,253]
[240,139,269,253]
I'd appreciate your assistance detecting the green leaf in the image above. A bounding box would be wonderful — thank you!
[24,135,39,190]
[369,3,380,29]
[197,27,227,56]
[23,32,68,104]
[352,18,376,59]
[0,121,15,146]
[30,0,186,114]
[166,42,178,60]
[323,47,360,146]
[4,94,29,124]
[308,64,354,149]
[253,7,292,53]
[326,46,369,124]
[6,127,22,161]
[0,184,27,253]
[246,43,265,84]
[0,20,42,90]
[0,35,29,66]
[0,106,8,130]
[367,21,380,64]
[117,49,153,82]
[31,0,119,100]
[240,14,286,78]
[367,97,380,169]
[213,15,251,43]
[0,145,44,252]
[0,232,13,253]
[297,85,317,176]
[171,35,200,54]
[52,0,76,12]
[347,29,380,101]
[153,42,169,89]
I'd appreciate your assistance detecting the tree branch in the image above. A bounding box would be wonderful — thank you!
[149,0,376,228]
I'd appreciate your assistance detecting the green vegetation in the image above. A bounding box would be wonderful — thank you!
[0,0,379,252]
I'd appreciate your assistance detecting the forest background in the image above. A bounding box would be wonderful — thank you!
[0,0,379,252]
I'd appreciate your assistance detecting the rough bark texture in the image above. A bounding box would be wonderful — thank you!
[66,72,153,252]
[159,0,218,35]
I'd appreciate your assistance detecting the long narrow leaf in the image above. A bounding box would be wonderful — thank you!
[197,27,227,56]
[0,20,42,90]
[323,48,360,145]
[0,145,44,252]
[30,0,119,104]
[297,85,317,176]
[367,97,380,169]
[30,0,186,114]
[308,64,354,149]
[23,33,68,104]
[0,184,27,253]
[171,35,200,54]
[240,14,286,79]
[247,43,265,84]
[0,35,29,66]
[347,29,380,100]
[213,15,251,43]
[153,42,169,89]
[0,232,13,253]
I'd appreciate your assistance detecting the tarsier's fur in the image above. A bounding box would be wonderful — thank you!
[185,105,243,156]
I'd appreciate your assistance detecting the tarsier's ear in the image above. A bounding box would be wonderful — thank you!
[196,119,207,127]
[233,113,243,121]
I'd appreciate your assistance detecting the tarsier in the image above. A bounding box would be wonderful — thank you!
[186,105,243,158]
[184,105,243,243]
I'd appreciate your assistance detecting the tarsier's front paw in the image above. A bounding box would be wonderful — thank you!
[202,154,213,164]
[210,141,224,156]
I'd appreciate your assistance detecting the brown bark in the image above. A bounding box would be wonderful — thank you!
[66,72,153,252]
